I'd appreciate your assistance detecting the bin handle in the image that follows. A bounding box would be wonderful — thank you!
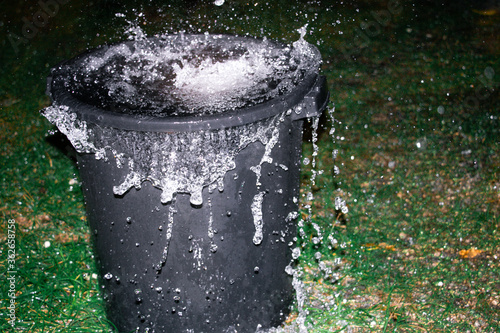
[290,75,330,121]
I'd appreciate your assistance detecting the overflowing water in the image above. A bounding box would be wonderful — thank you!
[44,30,321,207]
[56,33,320,117]
[250,191,266,245]
[42,105,294,207]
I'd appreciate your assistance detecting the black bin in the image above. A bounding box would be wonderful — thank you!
[43,34,329,333]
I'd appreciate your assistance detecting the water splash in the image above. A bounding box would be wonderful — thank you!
[250,191,266,245]
[155,201,176,273]
[292,270,309,333]
[61,34,321,117]
[41,105,99,155]
[43,104,288,206]
[206,196,218,253]
[44,32,321,206]
[328,106,349,215]
[250,112,286,187]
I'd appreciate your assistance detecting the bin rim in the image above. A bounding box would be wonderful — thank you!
[47,34,328,132]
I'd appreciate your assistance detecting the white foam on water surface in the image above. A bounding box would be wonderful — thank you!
[172,53,273,113]
[59,32,320,117]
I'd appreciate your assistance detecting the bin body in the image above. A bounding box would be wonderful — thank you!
[77,117,303,332]
[44,34,329,333]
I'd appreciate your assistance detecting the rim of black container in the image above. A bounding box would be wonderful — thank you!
[47,34,322,132]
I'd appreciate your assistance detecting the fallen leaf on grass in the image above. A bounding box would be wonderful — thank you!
[379,242,396,251]
[363,243,396,251]
[458,248,483,259]
[54,232,89,243]
[285,313,298,325]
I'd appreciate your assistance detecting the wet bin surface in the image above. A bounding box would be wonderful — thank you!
[44,34,329,332]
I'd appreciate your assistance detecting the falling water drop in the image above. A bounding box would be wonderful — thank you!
[292,247,301,260]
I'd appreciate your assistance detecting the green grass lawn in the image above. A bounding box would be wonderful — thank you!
[1,0,499,332]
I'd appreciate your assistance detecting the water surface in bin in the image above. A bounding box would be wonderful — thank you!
[58,34,321,117]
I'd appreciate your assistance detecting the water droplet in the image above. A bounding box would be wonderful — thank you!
[328,235,338,248]
[292,248,301,259]
[484,66,495,80]
[416,137,427,149]
[103,273,113,280]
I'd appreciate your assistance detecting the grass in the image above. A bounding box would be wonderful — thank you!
[1,0,499,332]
